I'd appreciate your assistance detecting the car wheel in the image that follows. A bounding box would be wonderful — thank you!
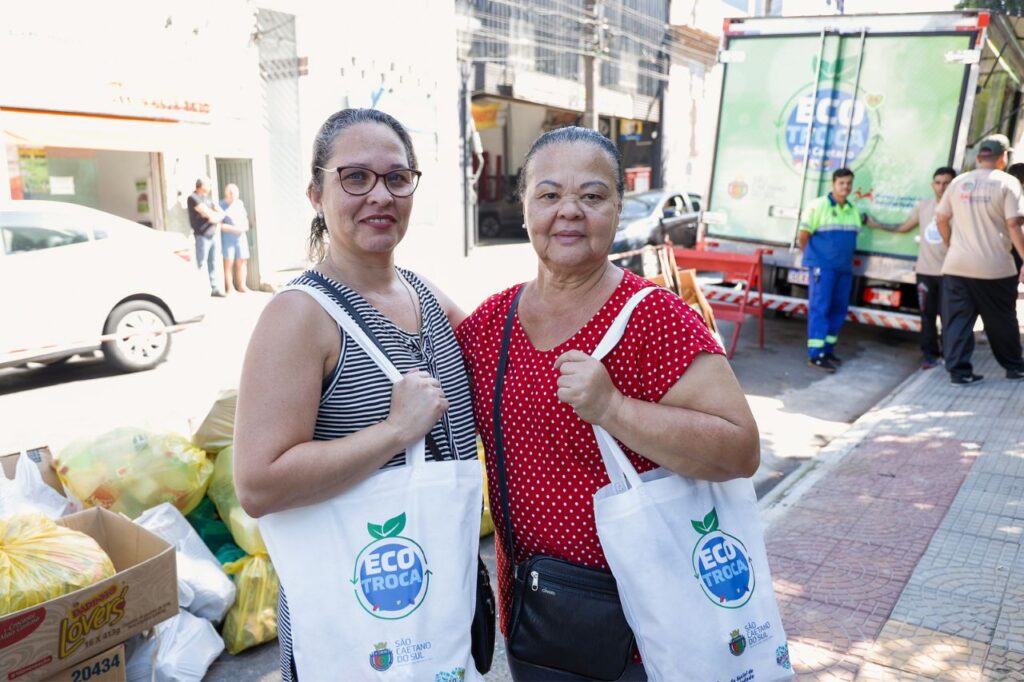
[101,301,172,372]
[479,214,502,239]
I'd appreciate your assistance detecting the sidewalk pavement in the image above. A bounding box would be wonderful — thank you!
[760,345,1024,680]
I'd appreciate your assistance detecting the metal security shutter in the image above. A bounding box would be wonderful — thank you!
[256,9,308,272]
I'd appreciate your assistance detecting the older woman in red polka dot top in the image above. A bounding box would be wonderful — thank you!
[455,127,760,681]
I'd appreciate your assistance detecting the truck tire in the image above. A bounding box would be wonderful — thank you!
[101,301,172,372]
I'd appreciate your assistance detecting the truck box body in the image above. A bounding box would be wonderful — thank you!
[702,11,1024,315]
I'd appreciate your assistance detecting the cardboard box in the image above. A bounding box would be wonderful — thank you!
[0,447,64,496]
[41,644,126,682]
[0,508,177,681]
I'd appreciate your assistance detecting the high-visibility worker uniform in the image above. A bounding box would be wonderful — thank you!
[800,193,862,359]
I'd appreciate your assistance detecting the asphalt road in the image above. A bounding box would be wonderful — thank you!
[0,291,921,681]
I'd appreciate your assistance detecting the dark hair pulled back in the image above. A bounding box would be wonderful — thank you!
[516,126,624,200]
[307,108,417,262]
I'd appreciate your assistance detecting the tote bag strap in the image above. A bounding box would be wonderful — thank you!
[277,282,426,467]
[589,286,659,491]
[492,285,526,568]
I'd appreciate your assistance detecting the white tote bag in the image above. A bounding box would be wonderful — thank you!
[591,288,793,682]
[258,284,484,682]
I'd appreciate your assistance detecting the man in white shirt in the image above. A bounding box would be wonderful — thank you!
[935,134,1024,385]
[220,183,251,294]
[889,167,956,370]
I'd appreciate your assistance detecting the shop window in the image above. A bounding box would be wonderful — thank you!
[2,226,90,254]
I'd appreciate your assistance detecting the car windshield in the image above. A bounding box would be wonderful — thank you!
[620,194,660,219]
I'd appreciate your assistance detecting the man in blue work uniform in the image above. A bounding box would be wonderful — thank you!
[799,167,889,372]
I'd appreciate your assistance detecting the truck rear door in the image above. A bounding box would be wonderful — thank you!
[706,19,976,260]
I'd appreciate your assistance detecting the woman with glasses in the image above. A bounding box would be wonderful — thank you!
[233,108,478,680]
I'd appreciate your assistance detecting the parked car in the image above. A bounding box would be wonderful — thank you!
[477,197,525,240]
[0,201,207,372]
[611,189,700,269]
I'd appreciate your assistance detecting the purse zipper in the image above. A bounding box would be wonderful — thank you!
[529,568,618,596]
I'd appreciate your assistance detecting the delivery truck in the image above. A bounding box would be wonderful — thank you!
[700,11,1024,329]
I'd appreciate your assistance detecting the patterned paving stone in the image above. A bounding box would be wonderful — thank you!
[794,489,888,517]
[848,498,946,550]
[772,507,861,542]
[766,528,839,566]
[814,471,899,499]
[890,583,1001,643]
[799,562,905,616]
[863,620,985,681]
[949,488,1024,521]
[875,468,968,508]
[771,555,820,601]
[938,508,1024,545]
[854,661,934,681]
[825,539,922,584]
[969,452,1024,479]
[961,471,1024,497]
[902,564,1009,606]
[914,529,1019,574]
[992,576,1024,653]
[982,646,1024,679]
[776,596,884,679]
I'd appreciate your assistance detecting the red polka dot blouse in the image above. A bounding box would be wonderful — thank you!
[455,269,724,636]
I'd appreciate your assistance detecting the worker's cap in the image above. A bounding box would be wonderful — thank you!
[977,134,1013,157]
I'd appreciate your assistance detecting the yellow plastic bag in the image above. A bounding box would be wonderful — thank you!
[192,390,237,454]
[55,427,213,519]
[478,439,494,537]
[0,514,115,616]
[221,554,278,654]
[207,446,266,555]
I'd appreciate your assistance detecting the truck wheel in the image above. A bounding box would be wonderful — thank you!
[101,301,172,372]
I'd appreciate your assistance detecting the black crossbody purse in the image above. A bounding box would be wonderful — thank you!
[493,286,635,681]
[304,271,496,675]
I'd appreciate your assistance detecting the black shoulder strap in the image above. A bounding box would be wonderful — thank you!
[304,270,445,460]
[493,285,526,568]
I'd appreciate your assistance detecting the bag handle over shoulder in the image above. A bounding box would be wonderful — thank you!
[277,282,425,467]
[589,286,659,491]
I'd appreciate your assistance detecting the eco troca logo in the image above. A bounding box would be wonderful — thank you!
[690,507,754,608]
[351,512,431,619]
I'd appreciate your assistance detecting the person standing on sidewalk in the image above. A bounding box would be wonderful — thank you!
[935,134,1024,385]
[219,183,251,294]
[798,167,890,373]
[887,167,957,370]
[187,177,227,297]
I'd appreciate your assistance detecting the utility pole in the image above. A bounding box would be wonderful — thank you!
[582,0,602,131]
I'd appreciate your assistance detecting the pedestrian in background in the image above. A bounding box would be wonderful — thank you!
[1004,161,1024,272]
[887,167,957,369]
[220,183,251,294]
[187,177,227,297]
[798,167,892,373]
[935,133,1024,385]
[455,126,759,680]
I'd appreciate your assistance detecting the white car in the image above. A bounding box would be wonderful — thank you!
[0,201,207,372]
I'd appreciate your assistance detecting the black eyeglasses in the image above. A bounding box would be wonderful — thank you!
[317,166,422,197]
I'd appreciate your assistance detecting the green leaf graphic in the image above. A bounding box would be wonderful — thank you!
[382,512,406,538]
[367,523,385,539]
[691,519,707,535]
[704,508,719,533]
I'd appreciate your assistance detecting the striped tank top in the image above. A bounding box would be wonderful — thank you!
[278,269,477,681]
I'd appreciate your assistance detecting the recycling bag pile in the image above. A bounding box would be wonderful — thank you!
[0,389,277,681]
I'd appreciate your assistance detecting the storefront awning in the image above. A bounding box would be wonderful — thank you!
[1,109,212,154]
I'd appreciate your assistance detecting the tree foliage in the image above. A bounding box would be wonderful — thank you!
[956,0,1024,15]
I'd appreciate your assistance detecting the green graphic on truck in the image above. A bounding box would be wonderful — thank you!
[708,33,972,258]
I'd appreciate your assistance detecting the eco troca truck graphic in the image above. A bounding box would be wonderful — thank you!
[701,11,1024,328]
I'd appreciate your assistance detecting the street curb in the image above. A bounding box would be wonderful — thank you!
[757,364,930,527]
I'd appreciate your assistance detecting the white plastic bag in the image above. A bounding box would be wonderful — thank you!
[589,289,792,681]
[125,612,225,682]
[259,284,483,681]
[135,503,236,622]
[0,450,69,518]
